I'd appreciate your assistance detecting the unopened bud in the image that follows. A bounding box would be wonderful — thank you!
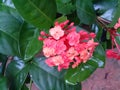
[38,36,44,41]
[40,31,46,36]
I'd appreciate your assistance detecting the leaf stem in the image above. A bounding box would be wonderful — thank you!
[1,56,10,76]
[114,38,120,53]
[96,16,111,30]
[29,78,33,90]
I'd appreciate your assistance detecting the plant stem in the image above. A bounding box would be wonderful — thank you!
[96,16,111,30]
[29,78,33,90]
[1,56,10,76]
[114,38,120,53]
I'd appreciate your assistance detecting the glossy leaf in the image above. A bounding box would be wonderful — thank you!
[0,5,22,56]
[12,0,57,29]
[0,5,42,60]
[29,57,81,90]
[76,0,96,25]
[19,22,42,61]
[6,59,29,90]
[55,16,67,23]
[110,0,120,26]
[93,0,118,21]
[0,54,8,75]
[0,54,7,62]
[2,0,14,7]
[56,0,75,15]
[0,77,8,90]
[65,43,105,85]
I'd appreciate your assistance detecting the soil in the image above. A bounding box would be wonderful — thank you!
[82,58,120,90]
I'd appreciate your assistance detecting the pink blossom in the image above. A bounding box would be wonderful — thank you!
[75,43,86,52]
[66,47,78,60]
[79,30,89,41]
[72,57,82,68]
[45,58,55,67]
[106,19,120,61]
[43,47,56,57]
[40,31,46,36]
[89,32,96,38]
[45,55,64,67]
[114,18,120,29]
[38,20,98,71]
[66,31,80,46]
[87,39,99,52]
[80,49,91,63]
[106,49,120,60]
[49,26,64,40]
[58,62,70,71]
[55,40,66,54]
[38,36,44,41]
[43,38,56,48]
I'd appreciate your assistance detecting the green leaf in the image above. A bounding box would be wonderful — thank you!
[0,77,8,90]
[29,57,81,90]
[12,0,57,29]
[56,0,75,15]
[6,59,29,90]
[0,5,42,60]
[55,16,67,23]
[65,43,105,85]
[21,84,29,90]
[19,22,42,61]
[110,0,120,26]
[0,0,2,4]
[0,54,8,75]
[0,54,7,62]
[93,0,118,21]
[67,12,80,25]
[0,5,22,56]
[76,0,96,25]
[2,0,14,7]
[91,42,105,68]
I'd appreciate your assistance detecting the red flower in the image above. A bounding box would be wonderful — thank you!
[38,20,98,71]
[49,26,64,40]
[66,31,80,46]
[106,18,120,60]
[106,49,120,60]
[114,18,120,29]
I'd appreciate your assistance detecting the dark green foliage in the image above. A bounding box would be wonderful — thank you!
[0,0,120,89]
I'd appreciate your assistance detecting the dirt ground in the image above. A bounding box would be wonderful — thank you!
[82,58,120,90]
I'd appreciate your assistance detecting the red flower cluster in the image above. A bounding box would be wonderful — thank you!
[106,49,120,60]
[106,18,120,60]
[38,20,98,71]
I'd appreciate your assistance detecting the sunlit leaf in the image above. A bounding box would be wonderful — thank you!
[55,16,67,23]
[12,0,57,29]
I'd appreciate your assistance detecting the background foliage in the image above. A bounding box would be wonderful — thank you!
[0,0,120,90]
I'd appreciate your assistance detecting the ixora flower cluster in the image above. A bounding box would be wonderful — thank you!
[38,20,99,71]
[106,18,120,60]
